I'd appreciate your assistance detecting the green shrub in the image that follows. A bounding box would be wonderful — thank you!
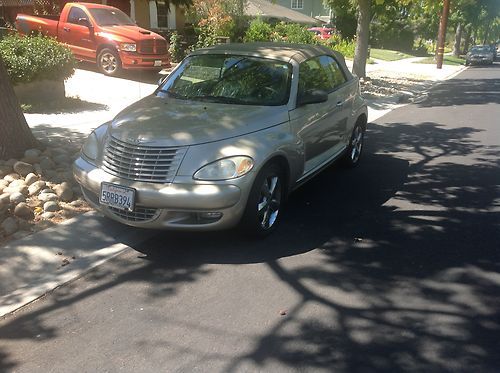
[271,23,317,44]
[0,34,76,84]
[168,31,185,62]
[243,18,273,42]
[323,35,356,58]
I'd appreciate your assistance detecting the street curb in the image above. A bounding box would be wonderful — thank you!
[0,211,155,319]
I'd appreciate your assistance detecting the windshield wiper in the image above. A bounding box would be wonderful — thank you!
[189,95,249,104]
[158,90,186,99]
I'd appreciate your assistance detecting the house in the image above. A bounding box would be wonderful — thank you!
[273,0,331,23]
[246,0,321,25]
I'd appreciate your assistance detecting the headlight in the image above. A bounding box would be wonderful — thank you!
[120,43,136,52]
[193,156,254,181]
[82,132,99,162]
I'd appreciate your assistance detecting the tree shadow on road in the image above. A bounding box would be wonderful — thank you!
[0,118,499,371]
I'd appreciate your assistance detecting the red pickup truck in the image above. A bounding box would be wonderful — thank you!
[15,2,170,76]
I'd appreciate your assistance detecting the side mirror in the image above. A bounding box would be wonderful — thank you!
[297,89,328,107]
[78,17,92,28]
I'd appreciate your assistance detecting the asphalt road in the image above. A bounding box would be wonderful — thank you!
[1,64,499,372]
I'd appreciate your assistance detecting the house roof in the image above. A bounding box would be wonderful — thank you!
[0,0,33,6]
[245,0,321,25]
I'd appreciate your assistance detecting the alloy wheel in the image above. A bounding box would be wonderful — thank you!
[257,175,281,230]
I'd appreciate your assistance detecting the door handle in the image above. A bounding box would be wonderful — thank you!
[63,27,70,32]
[336,101,344,107]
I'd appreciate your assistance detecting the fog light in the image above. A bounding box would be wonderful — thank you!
[198,212,222,220]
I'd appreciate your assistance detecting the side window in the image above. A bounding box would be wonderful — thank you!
[298,55,347,97]
[298,57,331,96]
[321,55,347,89]
[67,7,88,25]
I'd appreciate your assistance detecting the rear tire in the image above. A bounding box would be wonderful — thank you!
[97,48,122,76]
[240,163,285,237]
[343,122,365,168]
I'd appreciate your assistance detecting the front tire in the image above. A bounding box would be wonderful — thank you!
[97,48,122,76]
[343,122,365,167]
[241,163,285,237]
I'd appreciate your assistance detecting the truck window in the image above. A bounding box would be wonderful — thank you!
[68,7,88,24]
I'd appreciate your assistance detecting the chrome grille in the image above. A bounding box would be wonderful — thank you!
[139,39,168,55]
[108,206,159,222]
[102,136,186,183]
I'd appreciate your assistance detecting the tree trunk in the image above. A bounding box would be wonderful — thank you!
[0,57,38,160]
[453,22,462,57]
[463,25,471,53]
[352,0,371,79]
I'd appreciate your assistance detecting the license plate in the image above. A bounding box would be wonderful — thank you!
[100,183,135,211]
[154,60,162,67]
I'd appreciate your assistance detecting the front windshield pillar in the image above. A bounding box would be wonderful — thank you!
[129,0,136,22]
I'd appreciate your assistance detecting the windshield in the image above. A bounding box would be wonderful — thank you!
[89,8,135,26]
[157,54,292,106]
[470,46,491,53]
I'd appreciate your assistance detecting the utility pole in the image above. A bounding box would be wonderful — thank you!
[436,0,451,69]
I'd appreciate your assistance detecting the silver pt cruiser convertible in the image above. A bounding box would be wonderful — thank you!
[73,43,368,236]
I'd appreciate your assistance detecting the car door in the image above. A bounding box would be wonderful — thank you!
[59,6,96,60]
[289,55,350,175]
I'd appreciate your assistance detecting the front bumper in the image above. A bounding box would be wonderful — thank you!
[467,56,493,64]
[119,51,171,70]
[73,157,251,230]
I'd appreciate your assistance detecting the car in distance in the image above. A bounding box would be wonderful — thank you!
[308,27,334,40]
[73,43,368,236]
[16,2,170,76]
[465,45,494,66]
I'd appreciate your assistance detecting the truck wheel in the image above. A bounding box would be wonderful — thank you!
[97,48,122,76]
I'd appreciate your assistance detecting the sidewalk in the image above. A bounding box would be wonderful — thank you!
[1,58,466,318]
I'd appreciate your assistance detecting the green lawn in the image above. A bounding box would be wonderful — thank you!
[370,48,416,61]
[415,55,465,66]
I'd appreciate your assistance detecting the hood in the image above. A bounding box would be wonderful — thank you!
[109,95,289,147]
[98,25,164,42]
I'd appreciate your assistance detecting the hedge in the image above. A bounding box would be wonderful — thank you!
[0,33,76,84]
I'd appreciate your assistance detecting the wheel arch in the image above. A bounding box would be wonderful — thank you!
[257,154,292,198]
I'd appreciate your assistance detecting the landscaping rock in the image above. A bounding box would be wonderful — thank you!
[14,202,34,219]
[28,180,46,196]
[38,193,58,203]
[54,182,73,202]
[8,179,27,189]
[4,174,20,182]
[34,163,43,176]
[40,158,56,171]
[0,193,10,207]
[53,153,69,165]
[13,161,34,177]
[43,201,60,212]
[0,165,12,178]
[9,192,26,204]
[1,217,18,236]
[5,159,17,167]
[4,184,28,196]
[41,212,56,219]
[24,148,42,164]
[25,173,38,186]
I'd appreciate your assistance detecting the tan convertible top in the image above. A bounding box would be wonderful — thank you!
[190,42,352,78]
